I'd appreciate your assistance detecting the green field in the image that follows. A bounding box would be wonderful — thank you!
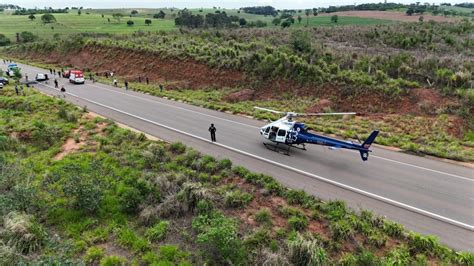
[0,9,393,41]
[0,12,175,40]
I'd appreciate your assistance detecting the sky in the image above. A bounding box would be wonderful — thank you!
[4,0,469,9]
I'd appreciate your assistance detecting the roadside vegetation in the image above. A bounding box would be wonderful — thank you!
[3,17,472,161]
[1,85,473,264]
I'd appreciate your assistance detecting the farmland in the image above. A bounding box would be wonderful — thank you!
[0,86,472,264]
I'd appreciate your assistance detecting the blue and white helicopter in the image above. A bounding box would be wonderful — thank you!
[255,107,379,161]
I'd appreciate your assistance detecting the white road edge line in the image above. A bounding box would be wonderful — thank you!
[36,82,474,231]
[20,63,472,181]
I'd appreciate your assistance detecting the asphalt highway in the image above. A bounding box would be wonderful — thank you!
[9,62,474,251]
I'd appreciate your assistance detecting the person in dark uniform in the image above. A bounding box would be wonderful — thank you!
[54,79,58,88]
[124,81,129,90]
[208,123,217,142]
[60,85,66,98]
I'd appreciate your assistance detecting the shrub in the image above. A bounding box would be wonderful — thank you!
[117,227,149,252]
[84,246,105,263]
[117,185,144,214]
[100,255,127,266]
[2,211,46,254]
[63,173,103,213]
[288,233,328,265]
[217,158,232,170]
[254,208,272,225]
[170,142,186,154]
[145,221,169,242]
[279,206,304,218]
[192,211,244,263]
[288,215,308,231]
[224,190,253,208]
[243,228,271,250]
[330,220,354,241]
[383,220,404,238]
[407,232,440,255]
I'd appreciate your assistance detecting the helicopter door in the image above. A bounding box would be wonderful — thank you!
[276,129,287,143]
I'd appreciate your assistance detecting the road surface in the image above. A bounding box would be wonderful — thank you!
[9,62,474,251]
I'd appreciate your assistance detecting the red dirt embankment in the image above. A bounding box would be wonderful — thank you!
[16,45,461,117]
[24,45,247,89]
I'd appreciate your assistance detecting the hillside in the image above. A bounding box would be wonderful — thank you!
[3,19,473,161]
[0,85,473,264]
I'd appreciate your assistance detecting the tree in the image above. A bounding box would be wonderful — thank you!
[297,15,302,24]
[291,30,312,53]
[239,18,247,26]
[331,15,338,23]
[28,14,35,21]
[41,13,56,23]
[418,16,424,22]
[272,17,281,26]
[406,8,414,16]
[126,20,134,26]
[0,34,11,46]
[145,19,152,26]
[153,10,166,19]
[131,10,138,16]
[101,13,104,18]
[19,31,37,43]
[305,9,311,26]
[112,13,123,22]
[313,8,318,16]
[281,19,292,28]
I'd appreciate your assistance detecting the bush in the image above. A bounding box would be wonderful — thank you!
[117,185,144,214]
[288,233,328,265]
[254,208,272,225]
[170,142,186,154]
[217,158,232,170]
[2,211,46,254]
[117,227,149,252]
[84,246,105,263]
[243,228,271,250]
[100,255,127,266]
[145,220,169,242]
[288,215,308,231]
[330,220,354,241]
[407,232,440,255]
[126,20,134,26]
[224,190,253,208]
[192,211,244,263]
[63,174,103,213]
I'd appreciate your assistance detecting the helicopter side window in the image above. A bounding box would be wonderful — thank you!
[277,130,286,137]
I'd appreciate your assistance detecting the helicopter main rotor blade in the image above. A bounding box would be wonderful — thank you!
[254,106,286,114]
[297,112,357,116]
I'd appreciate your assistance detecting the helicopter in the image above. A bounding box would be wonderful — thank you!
[255,107,379,161]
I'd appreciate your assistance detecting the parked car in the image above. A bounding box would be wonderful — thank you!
[7,64,19,77]
[0,77,9,85]
[69,70,85,84]
[35,73,48,81]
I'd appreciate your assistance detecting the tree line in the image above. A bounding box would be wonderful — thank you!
[13,7,68,15]
[175,9,266,28]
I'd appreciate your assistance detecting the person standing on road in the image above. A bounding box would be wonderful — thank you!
[159,84,164,92]
[54,79,58,88]
[89,73,93,81]
[208,123,217,142]
[146,77,149,85]
[124,81,129,90]
[113,78,118,87]
[25,74,28,82]
[60,85,66,98]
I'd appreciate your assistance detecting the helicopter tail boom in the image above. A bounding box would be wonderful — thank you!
[359,130,379,161]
